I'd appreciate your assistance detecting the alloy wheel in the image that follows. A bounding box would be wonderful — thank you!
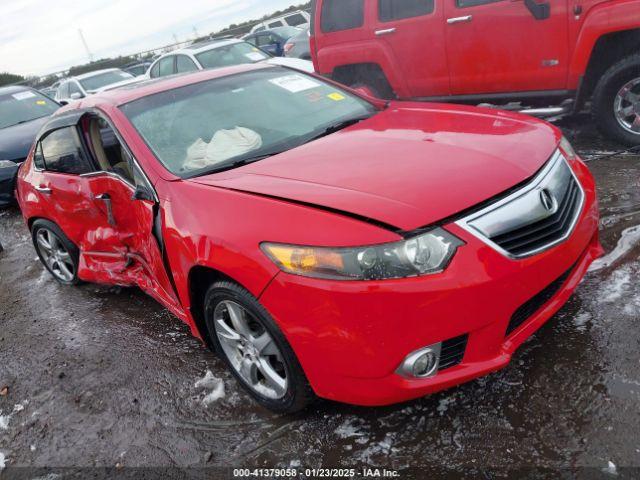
[213,300,288,399]
[614,77,640,135]
[36,228,75,282]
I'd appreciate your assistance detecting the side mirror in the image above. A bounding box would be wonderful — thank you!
[132,184,155,202]
[58,100,69,106]
[70,92,83,100]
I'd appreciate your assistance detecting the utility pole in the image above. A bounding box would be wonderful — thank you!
[78,29,94,63]
[192,26,199,39]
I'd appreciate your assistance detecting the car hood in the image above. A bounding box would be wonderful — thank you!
[0,115,50,162]
[92,77,145,94]
[265,57,314,73]
[190,103,560,231]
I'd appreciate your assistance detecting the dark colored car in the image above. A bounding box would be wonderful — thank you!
[284,26,311,60]
[0,86,59,206]
[244,26,303,57]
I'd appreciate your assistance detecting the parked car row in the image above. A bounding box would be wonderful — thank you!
[147,38,314,79]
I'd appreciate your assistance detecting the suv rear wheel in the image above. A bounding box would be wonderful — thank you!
[592,54,640,146]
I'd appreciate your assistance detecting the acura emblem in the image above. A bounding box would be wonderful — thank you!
[539,188,557,212]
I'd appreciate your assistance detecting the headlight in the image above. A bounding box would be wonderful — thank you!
[559,136,577,161]
[0,160,17,169]
[261,228,464,281]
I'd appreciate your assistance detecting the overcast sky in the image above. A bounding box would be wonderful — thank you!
[0,0,298,77]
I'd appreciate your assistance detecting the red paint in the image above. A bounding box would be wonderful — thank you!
[311,0,638,98]
[16,65,602,406]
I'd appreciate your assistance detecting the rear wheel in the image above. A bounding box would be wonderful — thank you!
[31,219,80,285]
[592,54,640,145]
[204,281,315,413]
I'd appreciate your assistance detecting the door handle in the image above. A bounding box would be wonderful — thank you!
[95,193,116,227]
[375,28,397,36]
[35,186,52,195]
[447,15,473,24]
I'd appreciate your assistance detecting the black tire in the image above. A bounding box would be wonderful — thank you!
[204,281,316,413]
[592,53,640,146]
[31,219,80,286]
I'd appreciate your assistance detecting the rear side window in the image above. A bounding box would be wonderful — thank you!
[40,127,92,175]
[321,0,364,32]
[150,62,160,78]
[268,21,282,28]
[159,56,175,77]
[456,0,502,7]
[379,0,434,21]
[286,13,308,26]
[176,55,198,73]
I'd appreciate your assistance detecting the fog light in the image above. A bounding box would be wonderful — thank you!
[412,352,438,377]
[396,343,442,379]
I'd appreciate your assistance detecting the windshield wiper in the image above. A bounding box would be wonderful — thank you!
[188,150,286,178]
[306,115,372,143]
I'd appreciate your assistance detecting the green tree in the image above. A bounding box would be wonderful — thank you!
[0,72,25,87]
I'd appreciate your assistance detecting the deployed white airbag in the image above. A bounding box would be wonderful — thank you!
[184,126,262,171]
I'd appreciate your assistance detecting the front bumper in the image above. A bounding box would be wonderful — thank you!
[0,163,19,207]
[259,158,602,406]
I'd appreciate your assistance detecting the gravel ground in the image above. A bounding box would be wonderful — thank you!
[1,115,639,479]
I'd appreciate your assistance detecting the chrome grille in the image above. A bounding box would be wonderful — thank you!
[457,151,584,258]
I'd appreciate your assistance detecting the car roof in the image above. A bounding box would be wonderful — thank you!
[74,68,123,80]
[70,62,278,108]
[181,38,241,54]
[0,85,33,95]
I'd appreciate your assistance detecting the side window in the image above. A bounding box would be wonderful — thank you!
[255,26,266,32]
[176,55,198,73]
[40,127,92,175]
[86,117,136,185]
[158,56,175,77]
[268,21,282,28]
[150,62,160,78]
[68,81,83,97]
[321,0,364,32]
[456,0,502,7]
[255,35,270,47]
[379,0,434,21]
[285,13,308,26]
[33,142,45,170]
[58,82,70,99]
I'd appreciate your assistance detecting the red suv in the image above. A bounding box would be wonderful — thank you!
[310,0,640,145]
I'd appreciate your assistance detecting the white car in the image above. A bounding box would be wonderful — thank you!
[55,69,143,104]
[146,39,314,80]
[249,10,310,33]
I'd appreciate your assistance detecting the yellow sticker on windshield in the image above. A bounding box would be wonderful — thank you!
[328,93,345,101]
[36,100,47,105]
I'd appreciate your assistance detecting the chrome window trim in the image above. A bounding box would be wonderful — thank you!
[79,170,135,191]
[456,150,585,259]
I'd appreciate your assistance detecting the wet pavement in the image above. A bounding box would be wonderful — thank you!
[1,115,640,479]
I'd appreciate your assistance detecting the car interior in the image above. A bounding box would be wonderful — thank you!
[83,116,135,184]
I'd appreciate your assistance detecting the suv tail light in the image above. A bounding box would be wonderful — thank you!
[284,43,294,54]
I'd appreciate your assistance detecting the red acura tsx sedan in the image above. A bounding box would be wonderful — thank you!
[16,64,602,413]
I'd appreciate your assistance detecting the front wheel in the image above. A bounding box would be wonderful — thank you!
[204,281,316,413]
[592,54,640,146]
